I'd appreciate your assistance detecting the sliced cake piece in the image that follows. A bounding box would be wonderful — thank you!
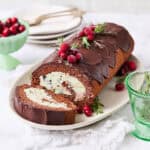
[14,84,77,125]
[32,63,95,107]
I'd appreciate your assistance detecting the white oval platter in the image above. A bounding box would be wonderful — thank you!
[9,55,142,130]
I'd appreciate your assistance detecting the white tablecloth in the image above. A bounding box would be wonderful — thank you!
[0,10,150,150]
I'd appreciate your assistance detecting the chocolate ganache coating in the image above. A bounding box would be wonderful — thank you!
[44,23,133,84]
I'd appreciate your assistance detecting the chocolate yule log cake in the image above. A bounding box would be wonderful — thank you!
[14,84,76,124]
[32,23,134,107]
[14,22,134,125]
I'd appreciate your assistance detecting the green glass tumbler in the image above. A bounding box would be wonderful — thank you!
[126,71,150,141]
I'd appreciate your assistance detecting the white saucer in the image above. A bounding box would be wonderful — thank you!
[27,33,75,45]
[9,55,142,130]
[14,5,82,35]
[28,24,81,40]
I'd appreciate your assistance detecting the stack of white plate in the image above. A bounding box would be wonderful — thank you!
[14,5,84,46]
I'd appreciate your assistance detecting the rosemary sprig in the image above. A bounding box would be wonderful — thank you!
[94,23,105,34]
[82,36,90,48]
[91,96,104,114]
[116,76,126,83]
[136,72,150,122]
[140,72,150,94]
[136,102,150,122]
[57,37,64,45]
[71,43,79,49]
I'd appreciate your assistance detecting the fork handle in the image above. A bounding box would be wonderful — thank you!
[38,8,78,20]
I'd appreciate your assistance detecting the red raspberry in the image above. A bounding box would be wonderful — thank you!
[83,105,92,116]
[77,106,83,114]
[83,104,90,111]
[11,17,18,24]
[115,83,125,91]
[117,62,129,76]
[5,18,12,27]
[83,27,93,36]
[18,25,25,33]
[0,23,4,33]
[79,30,85,37]
[2,27,10,37]
[84,109,92,116]
[9,25,17,35]
[76,52,82,61]
[59,43,70,53]
[71,49,78,55]
[121,63,129,75]
[60,52,67,60]
[90,25,95,31]
[127,61,137,71]
[87,34,94,41]
[58,50,62,56]
[121,67,128,76]
[67,54,77,63]
[13,23,20,29]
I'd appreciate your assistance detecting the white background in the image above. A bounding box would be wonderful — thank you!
[0,0,150,14]
[0,0,150,150]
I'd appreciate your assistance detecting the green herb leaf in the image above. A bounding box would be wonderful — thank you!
[136,100,150,122]
[94,23,105,34]
[82,36,90,48]
[140,72,150,94]
[91,96,104,114]
[57,37,64,45]
[71,43,79,49]
[116,76,126,83]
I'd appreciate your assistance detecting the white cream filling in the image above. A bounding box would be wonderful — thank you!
[39,72,86,101]
[24,87,69,109]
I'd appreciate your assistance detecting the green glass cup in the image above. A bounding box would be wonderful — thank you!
[126,71,150,141]
[0,19,29,70]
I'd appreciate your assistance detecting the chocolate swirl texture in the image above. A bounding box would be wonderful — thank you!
[44,23,134,84]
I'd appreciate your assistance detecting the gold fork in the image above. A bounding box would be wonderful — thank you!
[28,7,85,26]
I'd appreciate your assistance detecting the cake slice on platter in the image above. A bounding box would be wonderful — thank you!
[14,84,76,125]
